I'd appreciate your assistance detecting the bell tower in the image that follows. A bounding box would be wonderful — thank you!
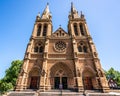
[15,3,52,91]
[35,3,52,37]
[68,3,109,92]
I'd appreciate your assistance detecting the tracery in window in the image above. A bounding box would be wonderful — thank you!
[54,41,66,52]
[78,46,82,52]
[78,42,88,53]
[83,46,87,53]
[34,43,44,53]
[34,46,38,52]
[39,46,43,53]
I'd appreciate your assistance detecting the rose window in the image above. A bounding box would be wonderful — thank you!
[55,41,66,52]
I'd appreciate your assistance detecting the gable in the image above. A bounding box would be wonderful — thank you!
[52,27,68,37]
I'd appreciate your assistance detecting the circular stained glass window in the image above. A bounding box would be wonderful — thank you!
[55,41,66,52]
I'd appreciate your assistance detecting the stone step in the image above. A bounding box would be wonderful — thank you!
[39,92,84,96]
[46,89,76,92]
[7,92,37,96]
[86,93,118,96]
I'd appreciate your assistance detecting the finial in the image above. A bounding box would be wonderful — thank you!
[47,2,49,5]
[71,2,73,12]
[71,2,73,7]
[59,24,61,28]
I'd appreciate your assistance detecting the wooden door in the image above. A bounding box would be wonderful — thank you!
[30,76,39,89]
[54,77,60,89]
[83,77,93,90]
[62,77,67,89]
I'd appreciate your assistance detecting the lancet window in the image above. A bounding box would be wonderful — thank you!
[79,23,85,36]
[34,43,44,53]
[73,23,78,36]
[43,24,48,36]
[37,24,42,36]
[78,42,88,53]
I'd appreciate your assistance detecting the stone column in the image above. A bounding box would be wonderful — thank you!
[47,22,52,36]
[39,38,49,91]
[40,24,44,37]
[77,23,81,36]
[70,23,75,36]
[84,23,90,36]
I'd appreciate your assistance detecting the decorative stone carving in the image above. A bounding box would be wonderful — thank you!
[54,41,66,52]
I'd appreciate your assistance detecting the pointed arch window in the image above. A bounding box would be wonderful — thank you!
[43,24,48,36]
[73,23,78,36]
[79,23,85,36]
[39,46,43,53]
[34,46,38,52]
[78,46,82,52]
[37,24,41,36]
[83,46,87,53]
[78,42,88,53]
[34,43,44,53]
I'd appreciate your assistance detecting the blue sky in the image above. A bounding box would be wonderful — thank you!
[0,0,120,79]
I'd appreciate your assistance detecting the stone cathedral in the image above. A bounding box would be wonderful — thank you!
[15,3,109,92]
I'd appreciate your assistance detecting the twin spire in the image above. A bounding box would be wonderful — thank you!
[36,3,52,20]
[36,2,84,20]
[69,2,85,19]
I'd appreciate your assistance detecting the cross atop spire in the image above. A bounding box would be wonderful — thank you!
[41,3,52,20]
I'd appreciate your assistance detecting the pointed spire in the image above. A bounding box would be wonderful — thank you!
[41,3,52,20]
[44,3,50,14]
[69,2,80,19]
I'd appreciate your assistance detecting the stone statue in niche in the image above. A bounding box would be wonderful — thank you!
[98,69,103,77]
[94,52,97,57]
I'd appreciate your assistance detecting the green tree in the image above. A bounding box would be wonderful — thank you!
[0,60,23,94]
[105,67,120,87]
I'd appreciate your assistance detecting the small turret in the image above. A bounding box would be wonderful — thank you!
[80,11,85,20]
[36,12,41,20]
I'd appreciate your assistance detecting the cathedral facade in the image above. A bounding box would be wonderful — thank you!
[16,3,109,92]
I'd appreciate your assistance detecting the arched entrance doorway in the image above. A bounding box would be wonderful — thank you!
[54,70,68,89]
[50,62,73,89]
[29,67,40,89]
[82,67,95,90]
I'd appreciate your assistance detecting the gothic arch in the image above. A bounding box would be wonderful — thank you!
[82,66,96,77]
[50,62,74,89]
[29,66,41,76]
[28,66,41,89]
[50,62,73,77]
[82,66,96,90]
[33,41,44,53]
[77,41,88,53]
